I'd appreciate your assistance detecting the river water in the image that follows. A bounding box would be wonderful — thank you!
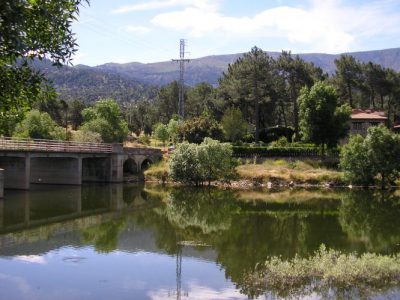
[0,184,399,300]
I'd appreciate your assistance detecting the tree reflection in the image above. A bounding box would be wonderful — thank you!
[339,190,400,253]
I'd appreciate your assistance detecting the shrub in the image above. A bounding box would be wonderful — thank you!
[178,115,223,143]
[13,109,65,140]
[71,130,102,143]
[169,138,238,185]
[232,146,321,157]
[340,125,400,187]
[153,123,169,146]
[247,245,400,299]
[80,99,128,143]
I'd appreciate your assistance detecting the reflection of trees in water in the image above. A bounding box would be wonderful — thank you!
[339,190,400,253]
[76,186,400,299]
[81,219,126,253]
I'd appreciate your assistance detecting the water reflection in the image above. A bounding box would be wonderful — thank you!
[0,185,399,299]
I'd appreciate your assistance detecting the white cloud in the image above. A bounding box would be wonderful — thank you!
[125,25,152,34]
[150,0,400,53]
[148,282,249,300]
[112,0,220,14]
[14,255,47,265]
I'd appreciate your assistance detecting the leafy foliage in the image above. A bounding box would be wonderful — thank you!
[0,0,88,130]
[178,114,223,143]
[153,123,169,146]
[169,138,237,185]
[248,245,400,299]
[299,82,351,150]
[340,125,400,187]
[221,107,249,142]
[13,109,65,140]
[80,99,128,143]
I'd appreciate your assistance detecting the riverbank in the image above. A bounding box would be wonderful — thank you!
[144,159,346,188]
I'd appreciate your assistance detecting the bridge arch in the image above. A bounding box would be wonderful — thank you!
[140,158,153,171]
[123,158,138,175]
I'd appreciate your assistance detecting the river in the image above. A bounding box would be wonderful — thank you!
[0,184,399,299]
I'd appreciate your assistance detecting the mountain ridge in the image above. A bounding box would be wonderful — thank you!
[34,47,400,103]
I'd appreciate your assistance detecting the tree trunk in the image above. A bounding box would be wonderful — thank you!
[347,82,353,108]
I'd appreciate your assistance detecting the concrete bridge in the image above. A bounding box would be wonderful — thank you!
[0,138,162,193]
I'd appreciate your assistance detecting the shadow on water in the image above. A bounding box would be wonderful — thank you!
[0,185,399,299]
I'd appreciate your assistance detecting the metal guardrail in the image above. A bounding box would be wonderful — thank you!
[0,137,114,153]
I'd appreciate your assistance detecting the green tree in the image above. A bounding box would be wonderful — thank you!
[169,138,237,186]
[277,51,324,140]
[340,125,400,188]
[153,123,169,146]
[340,135,374,185]
[333,55,363,108]
[178,114,223,143]
[0,0,88,128]
[299,82,351,152]
[13,109,65,140]
[69,99,86,130]
[221,107,249,142]
[155,81,179,123]
[219,47,277,141]
[80,99,128,143]
[186,82,215,118]
[167,118,180,143]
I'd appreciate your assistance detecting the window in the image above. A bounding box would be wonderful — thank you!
[353,122,363,130]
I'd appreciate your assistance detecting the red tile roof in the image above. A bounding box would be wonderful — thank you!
[351,109,387,121]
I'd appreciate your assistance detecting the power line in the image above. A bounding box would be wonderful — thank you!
[172,39,190,119]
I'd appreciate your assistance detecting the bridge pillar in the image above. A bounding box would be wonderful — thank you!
[0,154,31,189]
[110,154,126,183]
[0,169,3,198]
[30,156,82,185]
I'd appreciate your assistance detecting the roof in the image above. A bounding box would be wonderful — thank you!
[351,109,387,121]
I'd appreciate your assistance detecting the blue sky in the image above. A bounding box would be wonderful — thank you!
[72,0,400,66]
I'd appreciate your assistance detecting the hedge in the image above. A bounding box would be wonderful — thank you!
[232,146,339,157]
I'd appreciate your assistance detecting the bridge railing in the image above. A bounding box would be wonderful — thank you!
[0,137,114,153]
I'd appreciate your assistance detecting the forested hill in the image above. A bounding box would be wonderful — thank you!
[33,47,400,102]
[32,60,159,104]
[95,47,400,86]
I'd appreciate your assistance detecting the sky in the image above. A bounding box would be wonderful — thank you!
[71,0,400,66]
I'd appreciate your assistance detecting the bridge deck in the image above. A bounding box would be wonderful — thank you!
[0,138,114,153]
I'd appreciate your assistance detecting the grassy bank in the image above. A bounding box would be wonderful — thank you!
[246,245,400,299]
[237,159,344,185]
[144,158,345,186]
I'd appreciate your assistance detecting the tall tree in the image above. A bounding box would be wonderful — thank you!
[299,81,351,152]
[0,0,88,133]
[186,82,215,118]
[333,55,363,108]
[219,47,276,141]
[155,81,180,123]
[277,51,323,140]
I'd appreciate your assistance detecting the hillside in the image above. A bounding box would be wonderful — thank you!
[32,60,158,104]
[33,48,400,101]
[95,48,400,86]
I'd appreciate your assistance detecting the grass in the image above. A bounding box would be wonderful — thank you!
[247,245,400,299]
[144,160,169,182]
[236,159,344,185]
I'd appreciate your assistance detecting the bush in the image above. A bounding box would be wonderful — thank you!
[232,146,322,157]
[178,115,223,143]
[259,126,294,143]
[80,99,128,143]
[169,138,238,185]
[153,123,169,146]
[340,125,400,187]
[247,244,400,299]
[71,130,102,143]
[13,109,65,140]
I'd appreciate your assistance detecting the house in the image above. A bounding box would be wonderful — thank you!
[350,109,387,136]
